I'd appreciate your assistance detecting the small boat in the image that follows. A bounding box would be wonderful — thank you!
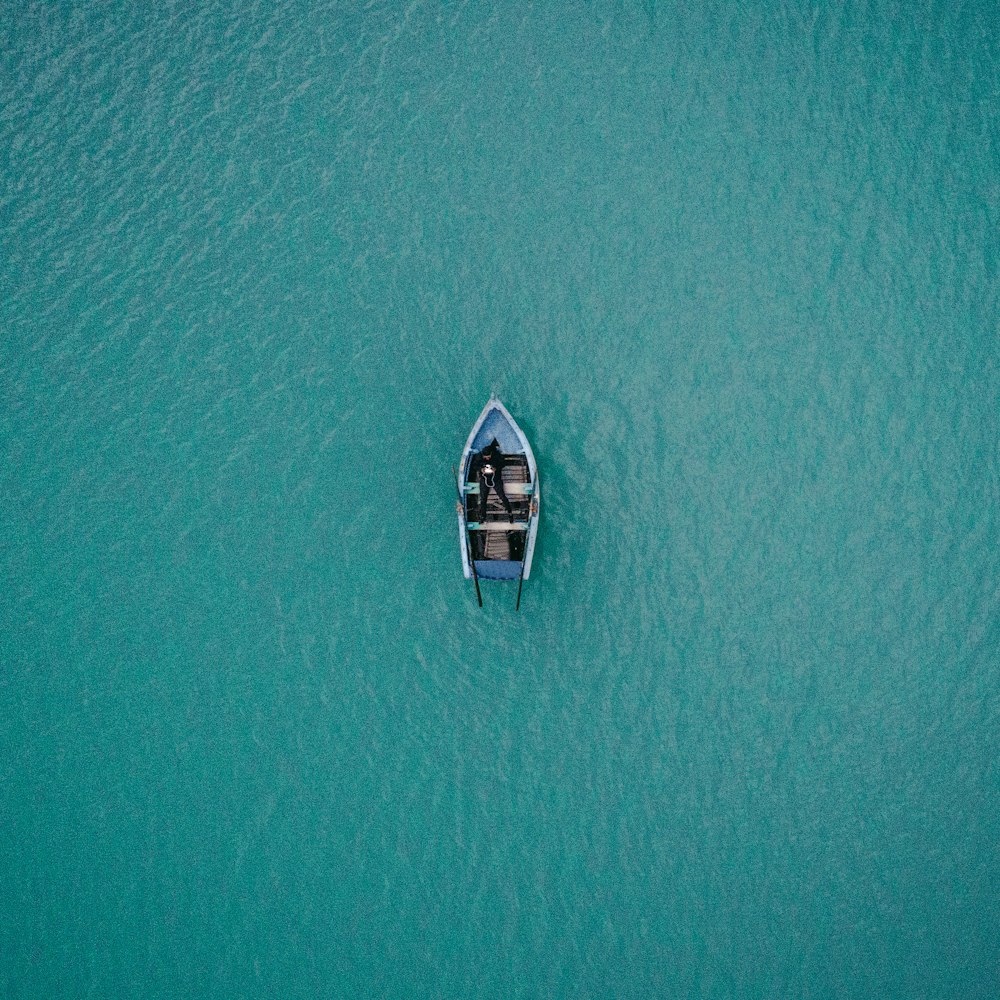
[455,398,540,608]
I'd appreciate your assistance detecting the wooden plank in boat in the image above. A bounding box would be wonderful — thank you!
[464,482,534,495]
[466,521,529,531]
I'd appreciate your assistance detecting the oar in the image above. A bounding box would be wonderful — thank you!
[453,465,483,608]
[515,494,538,611]
[470,540,483,608]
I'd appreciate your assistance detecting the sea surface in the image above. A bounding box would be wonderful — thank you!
[2,3,998,997]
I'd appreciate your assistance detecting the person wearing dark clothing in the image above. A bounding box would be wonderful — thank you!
[470,438,514,523]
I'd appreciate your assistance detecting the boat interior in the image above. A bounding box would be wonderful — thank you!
[465,451,532,563]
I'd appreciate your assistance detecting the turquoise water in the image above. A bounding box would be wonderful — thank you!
[2,2,998,996]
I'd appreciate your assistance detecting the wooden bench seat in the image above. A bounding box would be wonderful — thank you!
[464,482,534,495]
[466,521,529,531]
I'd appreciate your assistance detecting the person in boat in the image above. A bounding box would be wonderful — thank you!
[470,438,514,523]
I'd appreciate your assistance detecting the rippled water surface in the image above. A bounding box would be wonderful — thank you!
[2,3,998,997]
